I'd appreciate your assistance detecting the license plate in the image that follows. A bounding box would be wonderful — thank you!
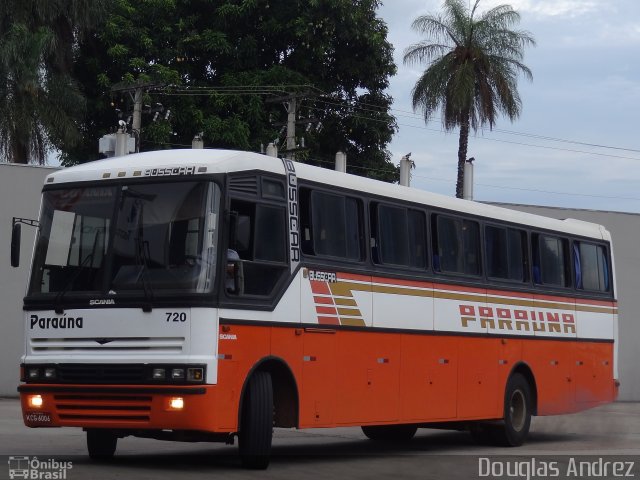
[24,412,52,424]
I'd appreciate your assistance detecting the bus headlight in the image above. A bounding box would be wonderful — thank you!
[44,367,56,379]
[27,368,40,380]
[147,364,206,383]
[28,395,43,408]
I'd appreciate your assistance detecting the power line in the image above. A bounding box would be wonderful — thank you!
[411,174,640,201]
[305,104,640,162]
[146,83,640,163]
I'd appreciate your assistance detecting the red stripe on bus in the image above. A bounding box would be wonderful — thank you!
[310,281,331,295]
[314,296,335,305]
[325,272,617,307]
[432,282,486,295]
[317,316,340,325]
[316,306,338,315]
[338,272,370,282]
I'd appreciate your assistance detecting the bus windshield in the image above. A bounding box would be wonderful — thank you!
[28,181,221,298]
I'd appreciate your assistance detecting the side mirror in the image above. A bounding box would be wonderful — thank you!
[11,222,21,268]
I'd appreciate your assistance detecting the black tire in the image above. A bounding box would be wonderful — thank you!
[239,371,273,469]
[361,424,418,442]
[86,429,117,460]
[493,373,532,447]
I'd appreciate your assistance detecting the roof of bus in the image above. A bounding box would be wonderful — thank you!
[46,149,608,240]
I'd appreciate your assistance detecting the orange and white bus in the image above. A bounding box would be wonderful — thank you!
[14,149,618,469]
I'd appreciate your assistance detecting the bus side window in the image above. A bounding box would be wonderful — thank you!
[574,241,610,292]
[306,190,362,261]
[227,199,288,297]
[532,233,570,287]
[432,214,480,276]
[485,225,528,282]
[372,203,427,269]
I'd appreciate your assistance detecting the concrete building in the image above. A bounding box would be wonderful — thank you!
[0,165,637,400]
[0,163,59,396]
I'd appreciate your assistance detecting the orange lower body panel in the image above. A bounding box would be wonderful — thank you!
[20,324,616,434]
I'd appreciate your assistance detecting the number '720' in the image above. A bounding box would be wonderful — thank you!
[166,312,187,322]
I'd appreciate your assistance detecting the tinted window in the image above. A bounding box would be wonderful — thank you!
[575,242,609,292]
[433,215,480,275]
[533,234,569,287]
[228,199,288,297]
[485,225,527,282]
[254,205,286,262]
[376,204,426,268]
[310,191,361,260]
[408,210,427,268]
[262,178,285,199]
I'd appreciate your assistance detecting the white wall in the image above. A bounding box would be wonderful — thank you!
[494,203,640,401]
[0,164,58,396]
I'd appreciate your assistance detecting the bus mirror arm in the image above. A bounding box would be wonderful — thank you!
[11,217,39,268]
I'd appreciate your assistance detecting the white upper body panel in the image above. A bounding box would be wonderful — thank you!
[46,149,607,241]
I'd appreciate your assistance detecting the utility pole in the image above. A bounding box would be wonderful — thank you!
[266,91,318,160]
[111,81,163,152]
[286,97,297,155]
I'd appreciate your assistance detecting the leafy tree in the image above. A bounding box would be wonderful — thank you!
[67,0,399,181]
[403,0,535,197]
[0,1,107,163]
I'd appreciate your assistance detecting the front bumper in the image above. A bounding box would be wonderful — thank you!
[18,384,227,432]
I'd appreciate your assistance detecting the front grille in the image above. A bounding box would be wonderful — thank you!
[30,336,185,354]
[54,394,152,423]
[56,364,146,384]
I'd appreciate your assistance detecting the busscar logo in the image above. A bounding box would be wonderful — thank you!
[144,166,196,177]
[281,157,300,273]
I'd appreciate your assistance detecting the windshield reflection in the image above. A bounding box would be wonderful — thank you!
[28,181,220,298]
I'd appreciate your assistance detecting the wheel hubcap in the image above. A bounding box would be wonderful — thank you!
[509,389,526,432]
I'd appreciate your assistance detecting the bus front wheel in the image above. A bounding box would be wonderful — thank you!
[86,429,117,460]
[239,371,273,469]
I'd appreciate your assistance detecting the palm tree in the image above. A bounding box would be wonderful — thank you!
[403,0,535,198]
[0,1,106,164]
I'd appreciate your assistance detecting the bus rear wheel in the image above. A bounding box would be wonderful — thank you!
[494,373,532,447]
[86,429,117,460]
[239,371,273,470]
[361,424,418,442]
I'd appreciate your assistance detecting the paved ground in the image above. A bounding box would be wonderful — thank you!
[1,399,639,479]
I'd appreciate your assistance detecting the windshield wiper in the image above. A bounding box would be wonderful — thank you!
[54,229,102,314]
[133,198,154,312]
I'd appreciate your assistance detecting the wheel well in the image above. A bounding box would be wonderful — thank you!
[238,357,299,429]
[510,363,538,416]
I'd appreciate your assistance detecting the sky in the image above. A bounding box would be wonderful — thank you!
[376,0,640,213]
